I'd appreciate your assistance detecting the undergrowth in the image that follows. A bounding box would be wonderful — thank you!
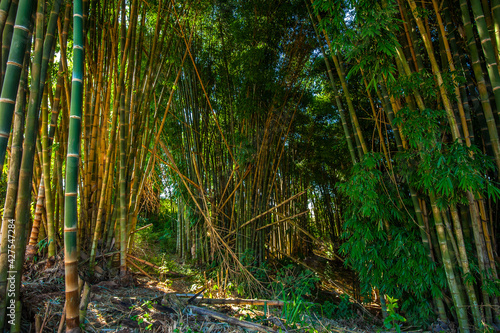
[131,215,407,332]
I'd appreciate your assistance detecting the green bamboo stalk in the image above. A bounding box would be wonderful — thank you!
[458,0,500,172]
[305,1,356,164]
[23,0,62,262]
[64,0,84,330]
[1,0,17,79]
[88,99,118,273]
[0,0,10,35]
[118,47,128,277]
[309,3,367,157]
[492,0,500,60]
[8,2,42,331]
[466,192,493,324]
[0,0,31,175]
[333,53,367,157]
[428,193,470,332]
[442,2,474,144]
[41,89,55,257]
[449,204,484,327]
[0,32,28,330]
[0,0,12,91]
[469,0,500,114]
[431,0,471,146]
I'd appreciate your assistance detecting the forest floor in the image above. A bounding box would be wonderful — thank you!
[19,253,387,333]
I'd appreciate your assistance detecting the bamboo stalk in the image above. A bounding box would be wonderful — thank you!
[64,0,85,330]
[0,0,32,173]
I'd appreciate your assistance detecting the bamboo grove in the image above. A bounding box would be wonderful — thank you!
[0,0,497,331]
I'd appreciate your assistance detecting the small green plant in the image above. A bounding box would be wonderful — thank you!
[131,314,144,325]
[37,239,48,253]
[272,264,320,300]
[280,291,314,328]
[384,297,406,333]
[142,300,154,310]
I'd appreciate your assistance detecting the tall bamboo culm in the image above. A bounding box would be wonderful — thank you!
[64,0,84,330]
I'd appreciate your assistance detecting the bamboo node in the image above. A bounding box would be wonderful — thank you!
[13,24,29,32]
[7,61,23,68]
[0,98,16,104]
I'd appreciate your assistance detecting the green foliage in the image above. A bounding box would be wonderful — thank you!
[313,0,401,87]
[280,291,315,328]
[383,297,406,333]
[321,295,355,320]
[136,199,179,254]
[337,153,443,326]
[272,264,320,300]
[394,106,500,206]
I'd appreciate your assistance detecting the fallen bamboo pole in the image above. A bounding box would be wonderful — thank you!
[127,258,155,280]
[127,253,160,269]
[164,293,284,306]
[198,298,284,306]
[187,305,276,333]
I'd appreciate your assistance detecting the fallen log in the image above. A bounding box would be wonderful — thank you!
[187,305,276,333]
